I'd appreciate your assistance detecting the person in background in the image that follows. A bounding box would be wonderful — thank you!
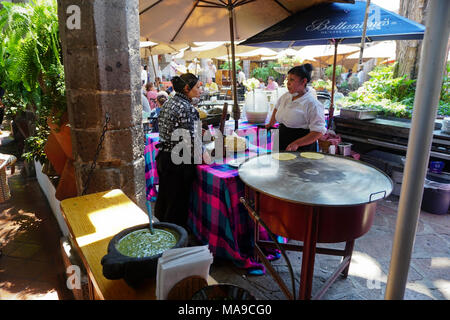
[141,65,148,85]
[206,59,217,82]
[265,76,279,90]
[156,77,164,91]
[258,78,266,89]
[346,68,353,80]
[265,64,326,151]
[187,58,201,76]
[204,77,219,94]
[142,83,151,120]
[155,73,209,228]
[145,82,158,110]
[148,91,169,133]
[238,69,246,86]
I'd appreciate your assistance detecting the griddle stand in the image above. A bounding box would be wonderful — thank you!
[241,186,355,300]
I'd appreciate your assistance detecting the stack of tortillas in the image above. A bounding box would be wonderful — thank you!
[225,135,247,152]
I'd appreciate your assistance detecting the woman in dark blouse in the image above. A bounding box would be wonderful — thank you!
[155,73,206,228]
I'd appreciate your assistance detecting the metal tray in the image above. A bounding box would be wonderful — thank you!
[339,107,378,120]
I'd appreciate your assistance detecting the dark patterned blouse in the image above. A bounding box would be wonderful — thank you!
[157,92,202,161]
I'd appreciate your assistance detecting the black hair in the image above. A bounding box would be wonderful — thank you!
[157,95,168,106]
[171,73,199,94]
[288,64,313,83]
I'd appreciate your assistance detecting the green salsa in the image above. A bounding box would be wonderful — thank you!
[116,228,177,258]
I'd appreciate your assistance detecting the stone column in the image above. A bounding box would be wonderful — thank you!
[57,0,146,209]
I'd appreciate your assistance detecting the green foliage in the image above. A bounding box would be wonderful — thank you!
[276,55,303,67]
[219,60,242,71]
[311,79,335,92]
[0,0,65,162]
[325,65,343,79]
[251,62,280,83]
[440,62,450,107]
[338,64,414,118]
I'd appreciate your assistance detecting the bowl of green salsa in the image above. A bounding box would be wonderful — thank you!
[101,222,188,286]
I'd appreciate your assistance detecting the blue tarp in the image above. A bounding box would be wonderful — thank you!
[241,1,425,47]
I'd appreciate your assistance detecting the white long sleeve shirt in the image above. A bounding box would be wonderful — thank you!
[274,87,327,134]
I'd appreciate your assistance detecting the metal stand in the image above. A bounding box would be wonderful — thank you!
[241,186,356,300]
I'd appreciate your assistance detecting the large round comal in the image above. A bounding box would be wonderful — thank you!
[238,152,393,242]
[101,222,188,286]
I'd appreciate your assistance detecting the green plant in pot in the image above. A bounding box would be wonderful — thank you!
[0,0,67,165]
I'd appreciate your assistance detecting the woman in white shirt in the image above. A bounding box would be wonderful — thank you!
[265,64,326,152]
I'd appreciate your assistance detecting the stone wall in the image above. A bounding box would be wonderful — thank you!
[57,0,146,209]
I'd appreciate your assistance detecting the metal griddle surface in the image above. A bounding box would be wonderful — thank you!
[238,152,393,206]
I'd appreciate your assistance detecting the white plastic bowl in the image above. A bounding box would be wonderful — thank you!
[245,110,268,123]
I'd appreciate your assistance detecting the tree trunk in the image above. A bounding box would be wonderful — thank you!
[394,0,429,79]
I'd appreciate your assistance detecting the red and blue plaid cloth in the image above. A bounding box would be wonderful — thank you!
[144,120,280,273]
[144,132,160,202]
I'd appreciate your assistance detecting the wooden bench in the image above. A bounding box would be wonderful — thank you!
[60,189,216,300]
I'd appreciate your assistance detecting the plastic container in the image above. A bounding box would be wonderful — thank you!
[429,161,444,173]
[338,142,352,156]
[244,90,269,123]
[421,174,450,215]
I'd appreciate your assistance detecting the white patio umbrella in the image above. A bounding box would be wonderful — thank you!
[347,41,396,60]
[139,39,189,87]
[139,0,338,130]
[139,40,188,56]
[216,47,278,60]
[183,42,262,60]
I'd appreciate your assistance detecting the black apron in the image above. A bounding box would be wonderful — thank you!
[278,123,318,152]
[154,151,196,229]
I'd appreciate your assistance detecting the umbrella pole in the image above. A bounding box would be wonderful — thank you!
[149,47,159,90]
[328,40,339,129]
[226,44,232,85]
[228,4,240,131]
[358,0,371,70]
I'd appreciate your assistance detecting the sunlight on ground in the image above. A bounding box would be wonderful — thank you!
[0,282,59,300]
[431,257,450,268]
[349,252,386,288]
[433,280,450,299]
[75,190,149,247]
[349,252,445,300]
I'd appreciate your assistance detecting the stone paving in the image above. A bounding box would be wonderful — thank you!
[209,195,450,300]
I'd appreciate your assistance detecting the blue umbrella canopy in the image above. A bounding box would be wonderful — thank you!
[241,1,425,128]
[241,1,425,47]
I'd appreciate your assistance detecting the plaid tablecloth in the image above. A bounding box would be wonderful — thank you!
[144,120,278,272]
[187,144,274,271]
[144,132,160,202]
